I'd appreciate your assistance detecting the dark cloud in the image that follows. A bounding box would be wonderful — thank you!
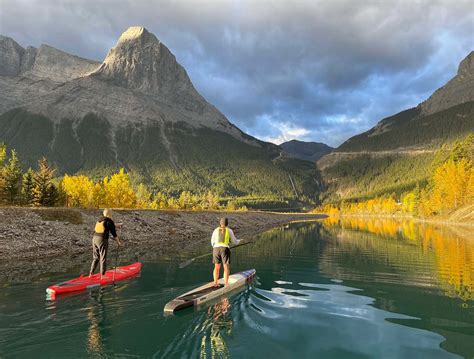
[1,0,473,146]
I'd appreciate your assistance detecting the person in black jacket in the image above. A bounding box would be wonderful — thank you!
[89,208,122,279]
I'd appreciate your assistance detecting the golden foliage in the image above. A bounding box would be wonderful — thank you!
[323,217,474,301]
[103,169,137,208]
[319,136,474,219]
[63,175,95,207]
[60,169,224,210]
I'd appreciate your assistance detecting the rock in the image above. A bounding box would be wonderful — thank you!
[19,46,37,73]
[0,27,252,139]
[92,26,202,109]
[0,35,24,76]
[21,44,99,82]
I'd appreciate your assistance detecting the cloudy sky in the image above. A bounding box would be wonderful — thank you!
[1,0,473,146]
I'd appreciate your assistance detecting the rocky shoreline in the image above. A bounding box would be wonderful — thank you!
[0,207,325,282]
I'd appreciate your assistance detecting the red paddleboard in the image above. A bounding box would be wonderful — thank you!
[46,262,142,300]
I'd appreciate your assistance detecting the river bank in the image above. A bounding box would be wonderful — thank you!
[318,211,474,227]
[0,207,325,282]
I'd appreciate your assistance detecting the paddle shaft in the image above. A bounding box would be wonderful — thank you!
[179,241,253,269]
[113,226,122,284]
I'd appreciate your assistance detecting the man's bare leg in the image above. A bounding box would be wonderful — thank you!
[213,263,221,286]
[224,264,230,286]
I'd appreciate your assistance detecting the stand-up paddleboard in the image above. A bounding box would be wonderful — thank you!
[46,262,142,300]
[164,269,256,313]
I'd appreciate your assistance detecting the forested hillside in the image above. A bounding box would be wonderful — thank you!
[321,135,474,219]
[318,51,474,208]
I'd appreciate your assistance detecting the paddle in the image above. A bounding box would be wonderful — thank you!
[113,225,123,285]
[179,241,254,269]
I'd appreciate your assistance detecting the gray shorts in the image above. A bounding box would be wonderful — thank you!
[213,247,231,265]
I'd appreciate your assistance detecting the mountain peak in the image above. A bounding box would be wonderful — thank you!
[458,51,474,76]
[92,26,195,101]
[0,35,25,76]
[117,26,158,45]
[420,50,474,115]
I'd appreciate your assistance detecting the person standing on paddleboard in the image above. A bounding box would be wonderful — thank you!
[89,209,122,279]
[211,218,240,287]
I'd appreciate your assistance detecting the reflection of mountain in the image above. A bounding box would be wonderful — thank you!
[319,218,474,358]
[242,220,473,358]
[321,217,473,301]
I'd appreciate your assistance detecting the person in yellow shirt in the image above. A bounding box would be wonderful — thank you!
[89,209,122,279]
[211,218,240,287]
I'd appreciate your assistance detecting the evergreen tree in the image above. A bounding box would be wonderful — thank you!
[21,168,35,206]
[33,157,57,207]
[1,150,23,204]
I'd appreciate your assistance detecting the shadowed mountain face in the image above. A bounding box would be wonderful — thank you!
[0,27,321,200]
[318,51,474,201]
[280,140,333,162]
[334,51,474,154]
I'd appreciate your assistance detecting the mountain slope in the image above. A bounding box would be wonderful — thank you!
[280,140,333,162]
[421,51,474,115]
[0,27,320,203]
[318,51,474,201]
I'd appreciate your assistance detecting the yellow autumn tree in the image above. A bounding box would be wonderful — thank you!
[92,182,106,208]
[468,168,474,203]
[401,192,417,214]
[62,174,95,207]
[103,169,137,208]
[150,192,169,209]
[136,183,152,209]
[431,158,471,214]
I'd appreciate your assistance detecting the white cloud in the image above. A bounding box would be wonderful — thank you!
[259,118,312,145]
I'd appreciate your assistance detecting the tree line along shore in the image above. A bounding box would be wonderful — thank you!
[318,135,474,223]
[0,145,262,211]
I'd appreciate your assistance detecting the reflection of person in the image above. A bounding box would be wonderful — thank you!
[89,209,122,279]
[86,291,105,356]
[200,297,232,358]
[211,218,239,287]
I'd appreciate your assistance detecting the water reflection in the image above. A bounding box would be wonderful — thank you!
[2,220,473,358]
[199,297,232,359]
[86,291,106,357]
[322,217,474,302]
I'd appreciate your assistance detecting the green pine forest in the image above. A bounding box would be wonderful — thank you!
[0,97,473,215]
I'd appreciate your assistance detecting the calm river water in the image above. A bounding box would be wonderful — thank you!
[0,218,473,358]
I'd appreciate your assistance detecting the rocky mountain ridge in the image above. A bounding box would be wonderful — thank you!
[421,51,474,115]
[0,27,320,201]
[0,27,250,139]
[0,35,99,80]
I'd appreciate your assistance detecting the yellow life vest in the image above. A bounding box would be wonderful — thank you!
[95,220,105,234]
[217,228,230,245]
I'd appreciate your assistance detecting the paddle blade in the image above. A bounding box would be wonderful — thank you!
[179,258,195,269]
